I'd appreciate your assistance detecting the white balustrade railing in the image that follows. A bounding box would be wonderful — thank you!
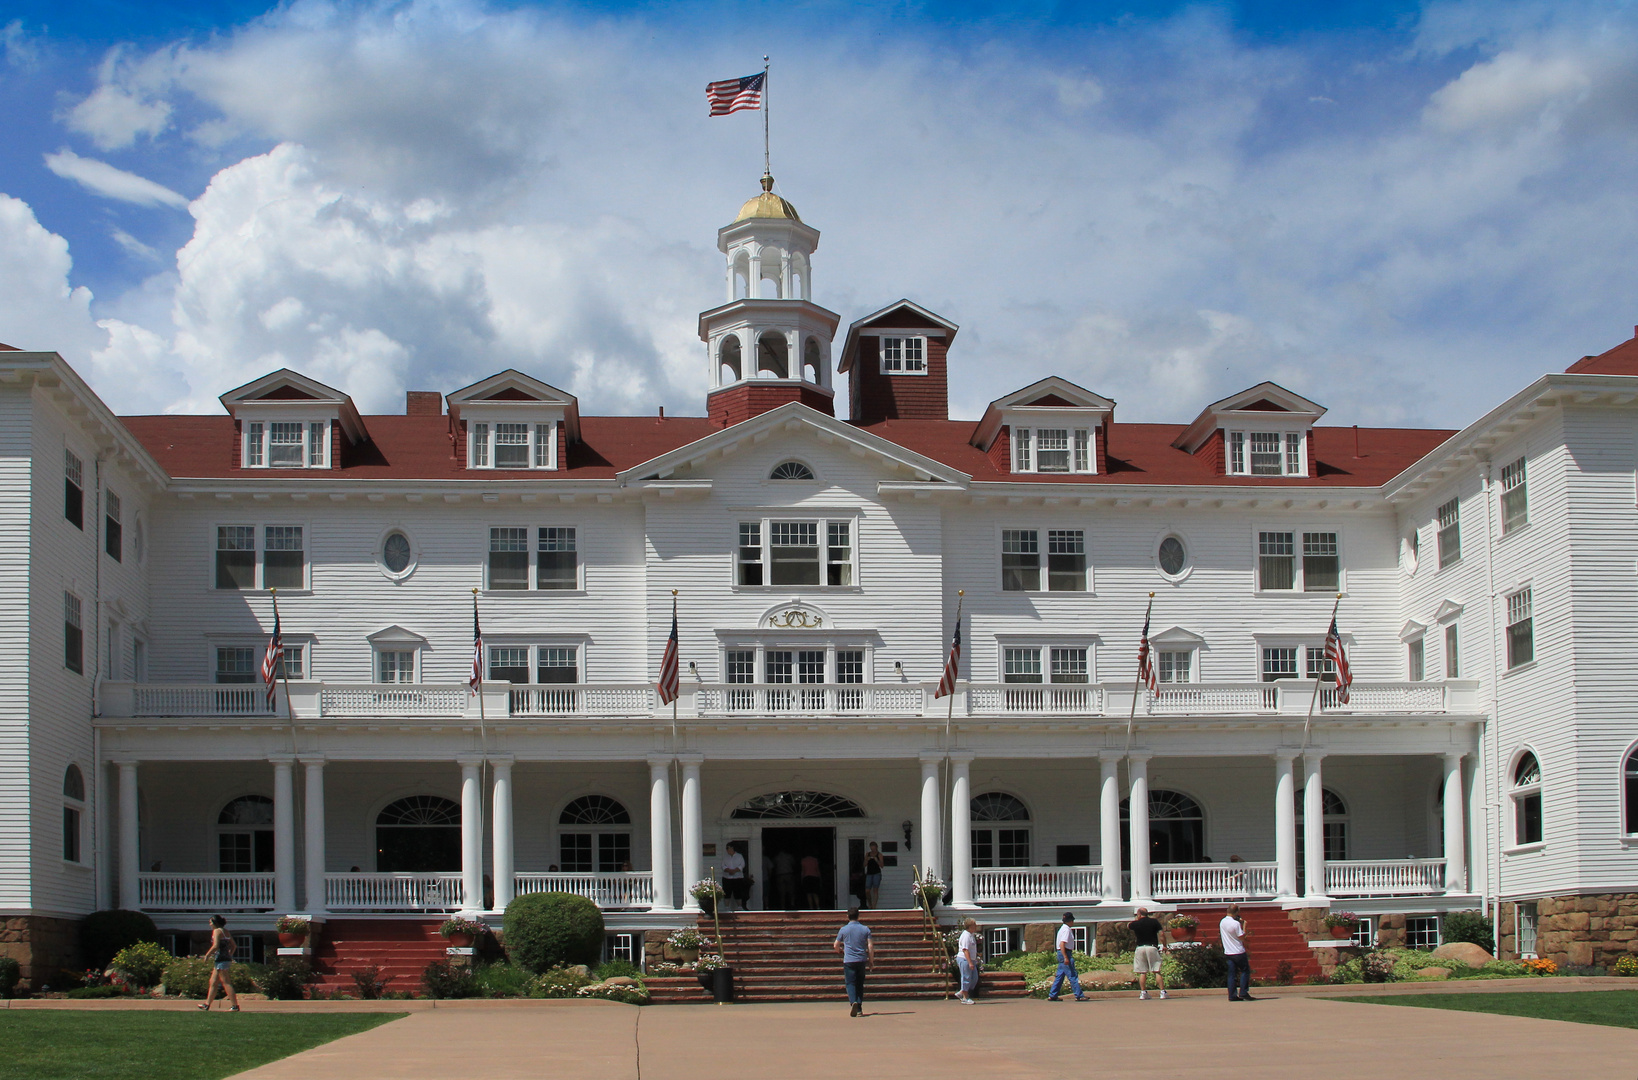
[972,865,1103,904]
[694,684,925,717]
[325,873,465,912]
[1326,859,1448,897]
[509,686,656,717]
[1319,683,1448,713]
[1148,684,1280,715]
[138,872,275,910]
[129,685,271,717]
[512,871,656,908]
[320,685,470,717]
[967,686,1105,716]
[1150,862,1278,901]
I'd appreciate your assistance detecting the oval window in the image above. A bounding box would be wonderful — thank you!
[383,532,412,573]
[1158,536,1187,576]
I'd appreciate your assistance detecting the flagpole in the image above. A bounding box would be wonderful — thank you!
[1125,593,1154,755]
[762,55,771,176]
[668,591,685,908]
[270,588,297,751]
[1303,594,1342,749]
[941,591,963,900]
[472,589,488,910]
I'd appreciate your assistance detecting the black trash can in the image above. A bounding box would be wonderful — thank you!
[711,966,734,1003]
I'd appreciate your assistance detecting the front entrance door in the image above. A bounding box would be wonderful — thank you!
[761,827,836,909]
[376,827,460,872]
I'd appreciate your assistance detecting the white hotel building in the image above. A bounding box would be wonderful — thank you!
[3,176,1637,983]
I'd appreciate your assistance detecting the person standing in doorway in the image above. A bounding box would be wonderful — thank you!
[774,849,798,910]
[197,915,239,1012]
[1046,912,1086,1002]
[1129,906,1169,1000]
[800,852,822,909]
[833,907,875,1017]
[864,842,883,911]
[1221,903,1254,1001]
[955,917,981,1004]
[721,841,748,912]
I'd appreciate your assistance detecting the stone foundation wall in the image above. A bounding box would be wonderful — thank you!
[1503,894,1638,969]
[0,916,84,989]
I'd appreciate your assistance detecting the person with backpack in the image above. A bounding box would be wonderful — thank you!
[198,915,240,1012]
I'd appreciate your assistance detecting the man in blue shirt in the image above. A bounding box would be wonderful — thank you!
[833,906,875,1017]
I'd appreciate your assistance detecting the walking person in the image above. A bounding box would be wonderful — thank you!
[800,853,822,909]
[1129,906,1169,1000]
[1046,912,1086,1002]
[954,917,981,1004]
[197,915,239,1012]
[1221,903,1255,1001]
[833,906,874,1017]
[864,842,884,911]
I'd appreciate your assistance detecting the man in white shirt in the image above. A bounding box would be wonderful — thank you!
[1046,912,1086,1002]
[720,842,748,911]
[1220,903,1254,1001]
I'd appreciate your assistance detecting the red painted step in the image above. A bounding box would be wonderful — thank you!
[1174,906,1322,982]
[309,919,453,990]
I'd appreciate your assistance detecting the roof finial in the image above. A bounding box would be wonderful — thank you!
[761,172,775,193]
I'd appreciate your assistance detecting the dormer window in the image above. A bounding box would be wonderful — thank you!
[1228,431,1305,477]
[1013,427,1094,474]
[244,421,329,469]
[469,421,557,470]
[879,337,926,374]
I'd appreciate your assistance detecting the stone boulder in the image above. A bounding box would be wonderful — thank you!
[1431,942,1493,967]
[1415,967,1451,981]
[1023,924,1056,954]
[602,976,638,986]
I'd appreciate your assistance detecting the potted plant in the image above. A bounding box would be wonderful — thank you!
[439,916,486,949]
[275,915,311,948]
[690,879,725,917]
[665,927,710,965]
[1323,911,1360,940]
[1166,914,1199,942]
[912,872,946,911]
[695,952,733,1002]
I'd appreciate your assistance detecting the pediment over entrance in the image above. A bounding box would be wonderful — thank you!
[759,601,831,630]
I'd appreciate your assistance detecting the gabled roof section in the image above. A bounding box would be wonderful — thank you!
[1566,328,1638,376]
[1151,626,1206,646]
[218,368,368,444]
[367,624,429,646]
[973,376,1117,451]
[837,300,960,373]
[616,401,970,485]
[1173,381,1327,454]
[445,369,581,441]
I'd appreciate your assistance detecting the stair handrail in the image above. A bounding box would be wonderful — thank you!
[912,865,951,999]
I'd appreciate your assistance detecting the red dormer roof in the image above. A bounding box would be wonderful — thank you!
[1566,328,1638,376]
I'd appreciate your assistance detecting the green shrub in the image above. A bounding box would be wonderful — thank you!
[162,957,213,998]
[351,965,394,1000]
[592,959,644,982]
[472,962,536,998]
[577,982,649,1004]
[258,959,315,1000]
[0,956,20,998]
[81,910,159,969]
[1440,910,1494,949]
[232,962,267,994]
[67,985,125,999]
[531,966,591,998]
[1164,944,1227,989]
[502,892,605,974]
[422,960,477,999]
[110,942,172,988]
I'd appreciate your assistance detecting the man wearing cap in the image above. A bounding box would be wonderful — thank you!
[1046,911,1086,1002]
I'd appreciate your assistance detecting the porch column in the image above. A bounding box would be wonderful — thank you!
[1302,751,1328,902]
[918,754,942,881]
[301,757,326,913]
[648,757,676,910]
[1274,750,1298,900]
[1099,753,1122,899]
[458,757,483,914]
[949,753,974,907]
[116,760,139,911]
[491,757,514,911]
[1443,753,1467,892]
[1127,754,1152,902]
[271,756,296,912]
[679,756,703,911]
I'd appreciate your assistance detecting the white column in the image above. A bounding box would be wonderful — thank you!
[1274,751,1298,900]
[949,754,974,907]
[649,757,675,911]
[301,757,326,913]
[918,755,943,881]
[117,760,139,911]
[458,757,483,914]
[780,251,792,299]
[1099,753,1122,899]
[1443,753,1467,892]
[491,758,514,911]
[1128,754,1152,902]
[680,756,703,910]
[271,757,296,912]
[1302,752,1328,902]
[748,253,763,301]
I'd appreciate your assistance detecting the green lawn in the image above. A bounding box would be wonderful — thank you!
[1332,990,1638,1030]
[0,1011,405,1080]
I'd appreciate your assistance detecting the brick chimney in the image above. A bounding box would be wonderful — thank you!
[406,391,442,416]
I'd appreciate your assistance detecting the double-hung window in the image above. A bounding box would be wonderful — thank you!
[1228,431,1305,476]
[1002,648,1042,683]
[215,647,256,684]
[1437,499,1460,567]
[1157,650,1192,683]
[63,592,83,674]
[1001,529,1039,591]
[377,651,416,683]
[1047,530,1087,591]
[1444,624,1460,678]
[467,421,558,469]
[537,528,578,590]
[215,525,306,590]
[64,450,84,529]
[1258,532,1295,590]
[104,491,122,561]
[1506,588,1534,668]
[486,527,580,591]
[1003,647,1089,684]
[244,421,328,468]
[538,647,578,684]
[1012,428,1096,473]
[879,336,926,373]
[1257,530,1339,591]
[1302,533,1339,591]
[263,527,304,589]
[1408,637,1425,682]
[1261,647,1298,682]
[736,518,854,588]
[1049,647,1088,683]
[1261,645,1340,683]
[487,644,579,685]
[1501,457,1528,534]
[1002,528,1087,592]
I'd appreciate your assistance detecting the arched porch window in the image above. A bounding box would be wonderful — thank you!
[218,795,275,874]
[559,795,632,873]
[1120,789,1205,868]
[971,792,1031,868]
[376,795,461,873]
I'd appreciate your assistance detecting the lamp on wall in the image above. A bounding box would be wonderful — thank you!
[688,661,697,676]
[894,661,903,677]
[901,819,913,850]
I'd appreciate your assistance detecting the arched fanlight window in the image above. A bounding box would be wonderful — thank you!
[732,790,864,819]
[63,765,85,801]
[219,794,274,826]
[375,795,460,874]
[971,792,1030,821]
[62,765,85,863]
[377,795,460,827]
[1120,789,1205,866]
[218,795,275,874]
[769,461,816,481]
[1624,747,1638,836]
[1295,788,1349,861]
[970,793,1031,868]
[1512,752,1543,845]
[559,795,631,826]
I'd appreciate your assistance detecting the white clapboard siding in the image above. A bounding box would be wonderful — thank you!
[0,388,33,909]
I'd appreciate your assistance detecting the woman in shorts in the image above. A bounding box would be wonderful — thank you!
[198,915,240,1012]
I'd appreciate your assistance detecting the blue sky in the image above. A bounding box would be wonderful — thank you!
[2,1,1635,425]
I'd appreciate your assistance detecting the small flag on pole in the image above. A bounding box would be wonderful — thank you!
[657,596,680,705]
[707,72,765,115]
[470,597,484,693]
[1324,613,1352,704]
[261,607,282,707]
[1137,598,1157,694]
[934,613,963,700]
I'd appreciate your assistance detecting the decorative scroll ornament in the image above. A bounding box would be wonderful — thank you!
[767,609,823,629]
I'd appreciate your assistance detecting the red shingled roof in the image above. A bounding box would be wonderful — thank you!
[122,410,1452,487]
[1566,330,1638,376]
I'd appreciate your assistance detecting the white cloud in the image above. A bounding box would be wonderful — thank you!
[0,195,103,354]
[110,227,160,260]
[1425,50,1592,131]
[43,149,188,209]
[66,84,174,150]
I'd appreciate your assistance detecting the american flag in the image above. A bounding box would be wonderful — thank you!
[261,607,282,708]
[469,599,484,693]
[707,72,765,116]
[657,596,680,705]
[1324,614,1352,704]
[934,613,962,700]
[1137,599,1158,694]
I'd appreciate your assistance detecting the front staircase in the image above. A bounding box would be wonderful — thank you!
[309,919,453,992]
[646,909,1028,1004]
[1173,905,1322,983]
